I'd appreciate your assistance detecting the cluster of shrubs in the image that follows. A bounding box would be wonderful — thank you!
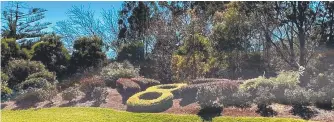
[2,59,58,103]
[61,75,109,105]
[1,34,108,103]
[182,70,334,117]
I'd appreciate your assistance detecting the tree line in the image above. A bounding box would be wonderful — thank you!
[1,1,334,84]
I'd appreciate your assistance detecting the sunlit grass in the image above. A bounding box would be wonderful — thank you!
[1,107,306,122]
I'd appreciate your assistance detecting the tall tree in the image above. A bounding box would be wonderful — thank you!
[54,5,119,55]
[1,2,51,39]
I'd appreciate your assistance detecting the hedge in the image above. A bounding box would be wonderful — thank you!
[126,90,173,112]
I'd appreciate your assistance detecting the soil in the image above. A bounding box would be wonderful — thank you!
[1,88,333,122]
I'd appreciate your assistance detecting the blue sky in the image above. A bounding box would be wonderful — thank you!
[1,1,123,32]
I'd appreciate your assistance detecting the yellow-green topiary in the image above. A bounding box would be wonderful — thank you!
[146,83,187,97]
[126,90,173,112]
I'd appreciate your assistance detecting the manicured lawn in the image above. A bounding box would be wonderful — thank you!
[2,107,305,122]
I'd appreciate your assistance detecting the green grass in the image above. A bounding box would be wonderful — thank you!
[2,107,306,122]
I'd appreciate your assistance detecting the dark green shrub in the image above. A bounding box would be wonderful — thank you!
[116,78,141,103]
[117,41,145,65]
[31,34,70,78]
[26,70,57,82]
[131,77,160,90]
[70,36,106,73]
[1,38,28,67]
[101,61,139,87]
[126,90,173,112]
[6,59,47,88]
[18,78,56,91]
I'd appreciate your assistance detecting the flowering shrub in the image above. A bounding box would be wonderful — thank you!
[79,75,105,96]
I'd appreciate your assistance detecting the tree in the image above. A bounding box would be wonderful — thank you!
[70,36,106,73]
[1,38,28,68]
[1,2,51,39]
[31,34,70,78]
[54,5,119,55]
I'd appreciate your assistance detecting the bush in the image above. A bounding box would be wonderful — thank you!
[62,86,81,102]
[6,59,47,88]
[1,72,12,101]
[1,38,28,67]
[131,77,160,90]
[79,75,105,97]
[31,34,70,78]
[101,61,139,87]
[179,81,236,105]
[240,71,299,104]
[230,89,252,108]
[16,87,57,102]
[26,70,57,83]
[285,87,313,106]
[17,78,56,91]
[197,85,223,109]
[70,36,106,73]
[126,90,174,112]
[253,87,277,117]
[146,83,187,97]
[196,81,239,109]
[91,87,108,104]
[312,86,334,109]
[116,78,141,102]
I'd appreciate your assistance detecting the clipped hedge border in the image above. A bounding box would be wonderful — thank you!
[146,83,187,98]
[126,90,173,112]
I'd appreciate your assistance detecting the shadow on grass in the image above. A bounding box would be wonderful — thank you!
[197,107,222,122]
[291,105,318,120]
